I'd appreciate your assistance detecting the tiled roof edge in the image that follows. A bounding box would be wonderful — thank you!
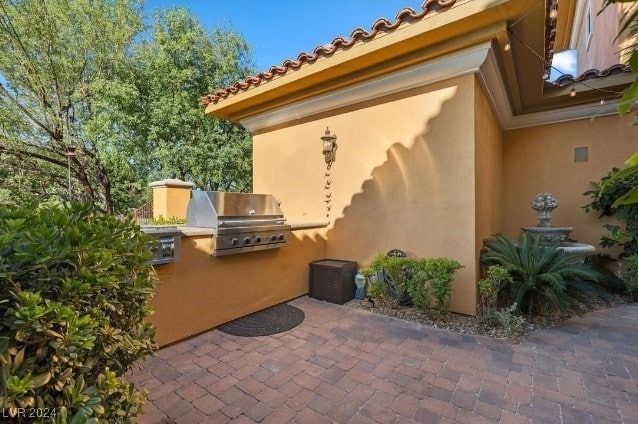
[201,0,457,106]
[552,63,633,86]
[544,0,558,76]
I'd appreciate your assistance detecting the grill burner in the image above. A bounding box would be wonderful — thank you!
[186,191,291,256]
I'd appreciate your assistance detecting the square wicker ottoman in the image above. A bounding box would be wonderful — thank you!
[309,259,357,304]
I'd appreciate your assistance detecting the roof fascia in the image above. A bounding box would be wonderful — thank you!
[241,42,494,133]
[240,42,624,133]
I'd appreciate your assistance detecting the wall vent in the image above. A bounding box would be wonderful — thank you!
[573,146,589,163]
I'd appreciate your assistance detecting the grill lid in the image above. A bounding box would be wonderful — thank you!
[186,190,286,229]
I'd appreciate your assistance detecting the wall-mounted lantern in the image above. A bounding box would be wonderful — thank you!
[321,127,337,169]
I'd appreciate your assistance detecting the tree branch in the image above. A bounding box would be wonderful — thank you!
[0,84,58,140]
[0,144,67,168]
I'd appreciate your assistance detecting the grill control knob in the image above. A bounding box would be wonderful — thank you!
[270,235,277,242]
[255,236,262,243]
[277,234,285,241]
[243,237,251,245]
[231,238,239,246]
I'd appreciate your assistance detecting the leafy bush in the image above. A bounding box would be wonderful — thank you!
[480,233,600,315]
[490,303,526,337]
[364,255,412,305]
[0,202,158,422]
[361,254,462,315]
[619,254,638,301]
[150,215,186,225]
[477,266,526,336]
[367,279,389,301]
[408,259,462,315]
[478,265,512,318]
[584,167,638,257]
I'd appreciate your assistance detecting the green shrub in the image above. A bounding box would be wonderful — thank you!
[0,202,158,422]
[150,215,186,225]
[365,254,411,304]
[404,260,430,311]
[584,167,638,257]
[621,254,638,301]
[361,254,462,315]
[367,279,389,301]
[478,265,512,318]
[407,258,462,315]
[491,303,526,337]
[480,233,600,316]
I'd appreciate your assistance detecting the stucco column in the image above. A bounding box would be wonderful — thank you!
[149,179,195,219]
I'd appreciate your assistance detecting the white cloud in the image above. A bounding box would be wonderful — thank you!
[550,49,577,81]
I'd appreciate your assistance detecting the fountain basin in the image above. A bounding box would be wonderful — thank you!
[521,226,574,242]
[557,241,596,255]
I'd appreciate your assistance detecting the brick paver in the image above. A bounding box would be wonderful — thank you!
[130,297,638,423]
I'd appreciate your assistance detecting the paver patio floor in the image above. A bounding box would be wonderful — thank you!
[129,297,638,423]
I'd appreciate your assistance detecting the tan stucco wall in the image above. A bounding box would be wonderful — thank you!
[151,187,191,219]
[253,75,479,315]
[150,229,326,346]
[474,79,504,279]
[503,114,638,254]
[572,0,625,73]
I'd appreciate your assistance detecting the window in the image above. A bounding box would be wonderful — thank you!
[585,1,593,49]
[573,146,589,163]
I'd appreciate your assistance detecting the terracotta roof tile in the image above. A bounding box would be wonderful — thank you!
[201,0,457,106]
[544,0,558,76]
[552,63,632,86]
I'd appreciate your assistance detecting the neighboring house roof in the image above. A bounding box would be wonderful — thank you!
[200,0,457,106]
[553,64,632,87]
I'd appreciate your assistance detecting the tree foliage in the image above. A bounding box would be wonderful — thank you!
[0,0,143,213]
[584,166,638,257]
[0,1,254,214]
[93,7,254,193]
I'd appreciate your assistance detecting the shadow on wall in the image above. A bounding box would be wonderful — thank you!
[324,81,480,315]
[326,87,474,265]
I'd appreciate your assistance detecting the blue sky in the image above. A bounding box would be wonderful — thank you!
[144,0,426,72]
[143,1,577,79]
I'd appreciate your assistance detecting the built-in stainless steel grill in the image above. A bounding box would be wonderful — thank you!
[186,190,291,256]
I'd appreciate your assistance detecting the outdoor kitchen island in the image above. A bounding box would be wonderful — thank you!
[146,180,328,347]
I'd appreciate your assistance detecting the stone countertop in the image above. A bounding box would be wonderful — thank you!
[289,221,329,231]
[172,227,215,237]
[142,222,329,237]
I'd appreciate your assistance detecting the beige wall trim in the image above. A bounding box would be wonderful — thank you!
[504,99,620,129]
[240,43,494,132]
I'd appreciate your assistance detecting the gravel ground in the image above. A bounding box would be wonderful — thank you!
[344,291,632,340]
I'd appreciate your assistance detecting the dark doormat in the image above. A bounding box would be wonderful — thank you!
[216,303,305,337]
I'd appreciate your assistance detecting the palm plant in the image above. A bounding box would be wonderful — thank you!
[480,233,600,315]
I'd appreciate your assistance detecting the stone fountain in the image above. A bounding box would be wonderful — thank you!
[521,193,596,254]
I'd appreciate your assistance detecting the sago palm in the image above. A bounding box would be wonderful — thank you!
[480,233,600,315]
